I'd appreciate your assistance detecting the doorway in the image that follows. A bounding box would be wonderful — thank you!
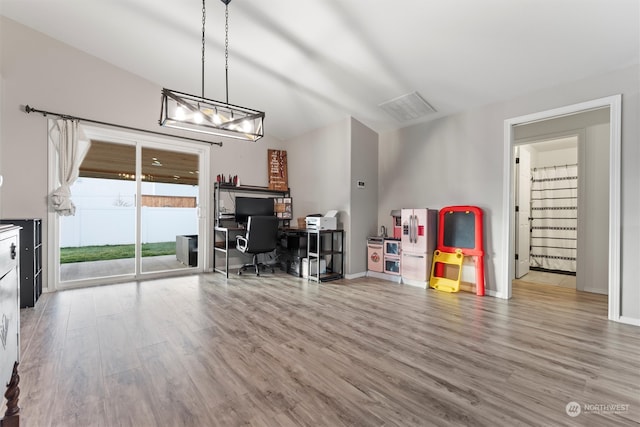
[502,95,621,321]
[49,125,210,289]
[514,136,579,288]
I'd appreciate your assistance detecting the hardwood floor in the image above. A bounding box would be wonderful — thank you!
[17,273,640,426]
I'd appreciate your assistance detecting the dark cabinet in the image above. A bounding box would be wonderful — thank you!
[0,219,42,308]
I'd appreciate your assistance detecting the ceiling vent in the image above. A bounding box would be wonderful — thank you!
[379,91,436,122]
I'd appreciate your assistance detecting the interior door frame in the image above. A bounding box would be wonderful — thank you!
[48,124,211,290]
[502,94,621,322]
[514,145,531,279]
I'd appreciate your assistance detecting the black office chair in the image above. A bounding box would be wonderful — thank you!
[236,215,279,276]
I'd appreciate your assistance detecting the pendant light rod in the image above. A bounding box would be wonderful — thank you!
[202,0,230,104]
[201,0,206,98]
[224,0,229,104]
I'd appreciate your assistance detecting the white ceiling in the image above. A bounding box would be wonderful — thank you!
[1,0,638,140]
[530,136,577,152]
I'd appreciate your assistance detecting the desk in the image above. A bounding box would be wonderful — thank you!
[213,227,345,281]
[214,227,306,278]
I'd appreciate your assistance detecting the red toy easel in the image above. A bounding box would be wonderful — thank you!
[437,206,485,296]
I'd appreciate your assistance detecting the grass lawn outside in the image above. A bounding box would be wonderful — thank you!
[60,241,176,264]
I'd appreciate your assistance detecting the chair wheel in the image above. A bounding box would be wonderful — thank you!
[238,271,242,275]
[256,272,260,276]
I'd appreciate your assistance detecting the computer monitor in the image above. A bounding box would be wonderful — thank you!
[235,197,274,225]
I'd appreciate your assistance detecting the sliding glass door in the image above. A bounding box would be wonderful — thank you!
[52,126,209,288]
[59,141,137,282]
[140,146,200,274]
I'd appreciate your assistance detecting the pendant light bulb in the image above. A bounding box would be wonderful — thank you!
[175,106,186,120]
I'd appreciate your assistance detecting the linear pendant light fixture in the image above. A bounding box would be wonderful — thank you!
[160,0,264,142]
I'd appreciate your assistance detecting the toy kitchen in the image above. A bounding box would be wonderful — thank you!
[366,210,402,280]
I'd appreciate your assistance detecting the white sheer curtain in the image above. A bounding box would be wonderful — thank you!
[530,164,578,272]
[48,119,91,216]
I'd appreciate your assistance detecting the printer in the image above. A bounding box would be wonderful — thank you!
[305,210,338,230]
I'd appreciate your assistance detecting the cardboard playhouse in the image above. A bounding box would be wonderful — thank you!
[430,206,485,296]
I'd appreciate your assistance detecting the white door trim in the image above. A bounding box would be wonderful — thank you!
[501,94,621,322]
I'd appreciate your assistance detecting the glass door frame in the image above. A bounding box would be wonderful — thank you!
[48,123,211,290]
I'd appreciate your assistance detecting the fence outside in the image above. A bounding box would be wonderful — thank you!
[60,206,198,247]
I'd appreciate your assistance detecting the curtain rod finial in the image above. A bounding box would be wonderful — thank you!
[24,105,33,113]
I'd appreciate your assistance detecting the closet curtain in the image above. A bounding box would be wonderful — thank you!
[49,119,91,216]
[530,164,577,273]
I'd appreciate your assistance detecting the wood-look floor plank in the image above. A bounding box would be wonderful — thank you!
[16,274,640,426]
[96,314,141,377]
[52,399,108,427]
[103,367,162,427]
[18,358,61,427]
[137,341,216,426]
[50,325,105,420]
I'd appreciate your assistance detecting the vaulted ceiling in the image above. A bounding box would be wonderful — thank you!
[1,0,638,140]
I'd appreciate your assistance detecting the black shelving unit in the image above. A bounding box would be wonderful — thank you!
[306,229,344,282]
[279,229,308,277]
[213,183,291,227]
[0,219,42,308]
[213,182,291,227]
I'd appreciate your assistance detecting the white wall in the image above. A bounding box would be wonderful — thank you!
[349,118,378,275]
[379,64,639,320]
[284,119,350,221]
[578,123,610,294]
[534,147,577,168]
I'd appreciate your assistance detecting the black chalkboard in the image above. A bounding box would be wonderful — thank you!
[442,211,476,249]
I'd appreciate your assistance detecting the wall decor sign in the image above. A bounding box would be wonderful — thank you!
[268,149,288,191]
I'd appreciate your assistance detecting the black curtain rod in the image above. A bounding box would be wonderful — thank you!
[23,105,223,147]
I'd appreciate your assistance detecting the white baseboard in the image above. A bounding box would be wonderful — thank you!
[366,271,402,283]
[345,272,366,280]
[618,316,640,327]
[581,287,608,295]
[487,289,508,299]
[401,277,427,289]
